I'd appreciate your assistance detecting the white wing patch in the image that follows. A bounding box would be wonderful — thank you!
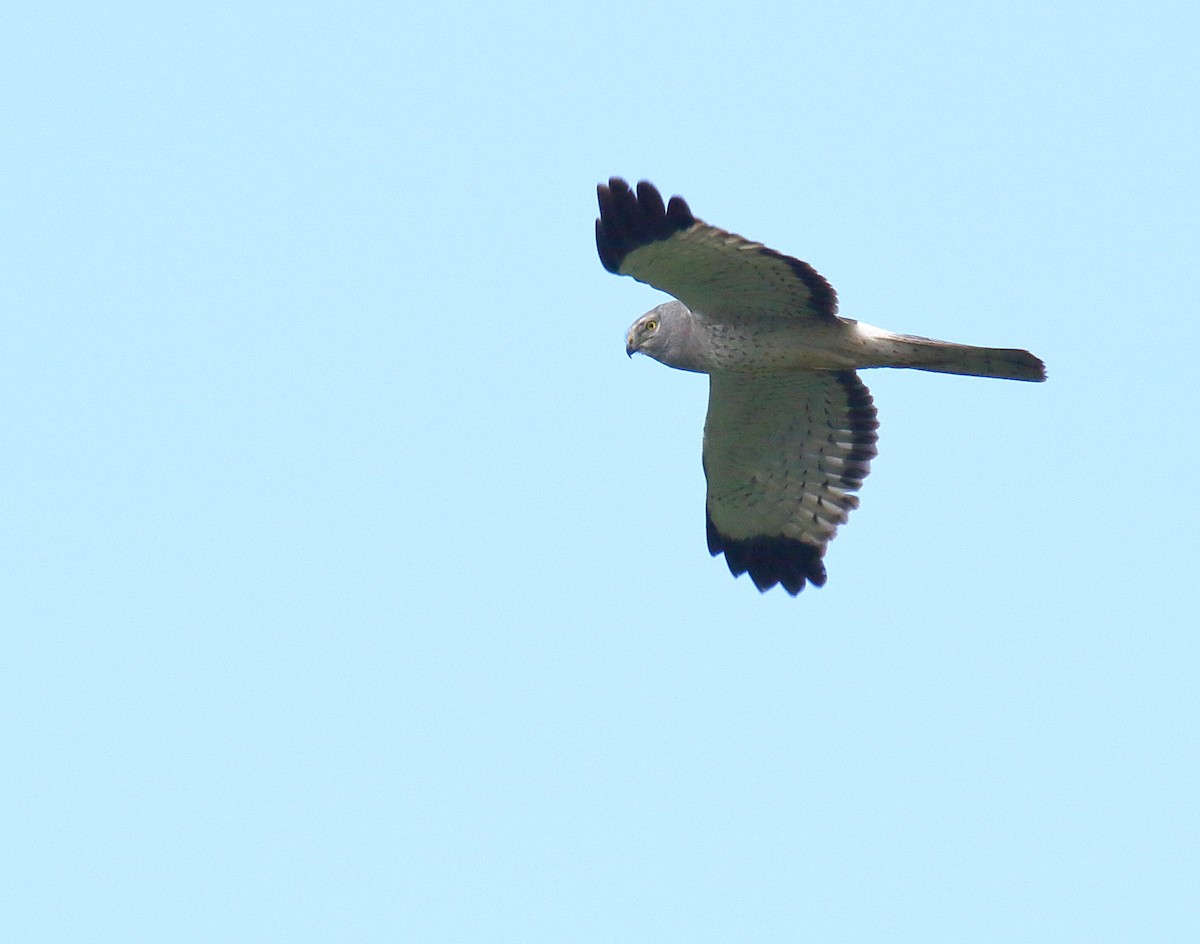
[703,370,878,594]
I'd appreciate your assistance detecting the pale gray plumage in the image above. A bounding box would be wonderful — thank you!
[597,177,1045,595]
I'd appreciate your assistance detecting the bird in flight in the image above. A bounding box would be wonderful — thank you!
[596,177,1045,595]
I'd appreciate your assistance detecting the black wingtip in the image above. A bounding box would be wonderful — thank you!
[596,177,696,274]
[706,513,827,596]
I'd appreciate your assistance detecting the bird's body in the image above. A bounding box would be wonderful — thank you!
[597,177,1045,595]
[632,299,1045,379]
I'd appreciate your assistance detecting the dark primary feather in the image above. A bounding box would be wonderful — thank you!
[706,515,828,595]
[595,177,695,274]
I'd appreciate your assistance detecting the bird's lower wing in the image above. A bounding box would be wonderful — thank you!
[703,370,878,594]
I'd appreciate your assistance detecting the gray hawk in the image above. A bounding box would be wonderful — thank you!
[596,177,1046,595]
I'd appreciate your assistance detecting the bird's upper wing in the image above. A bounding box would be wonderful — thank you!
[596,177,839,325]
[703,369,878,594]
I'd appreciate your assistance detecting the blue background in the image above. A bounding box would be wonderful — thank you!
[5,1,1197,940]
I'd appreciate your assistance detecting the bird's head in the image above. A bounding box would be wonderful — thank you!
[625,300,699,370]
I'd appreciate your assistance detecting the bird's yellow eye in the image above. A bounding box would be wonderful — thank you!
[645,320,658,332]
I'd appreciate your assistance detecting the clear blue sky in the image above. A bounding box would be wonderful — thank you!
[4,2,1197,941]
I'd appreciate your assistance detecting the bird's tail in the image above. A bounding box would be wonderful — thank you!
[870,332,1046,382]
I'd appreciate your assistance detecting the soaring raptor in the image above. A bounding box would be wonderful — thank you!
[596,177,1045,595]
